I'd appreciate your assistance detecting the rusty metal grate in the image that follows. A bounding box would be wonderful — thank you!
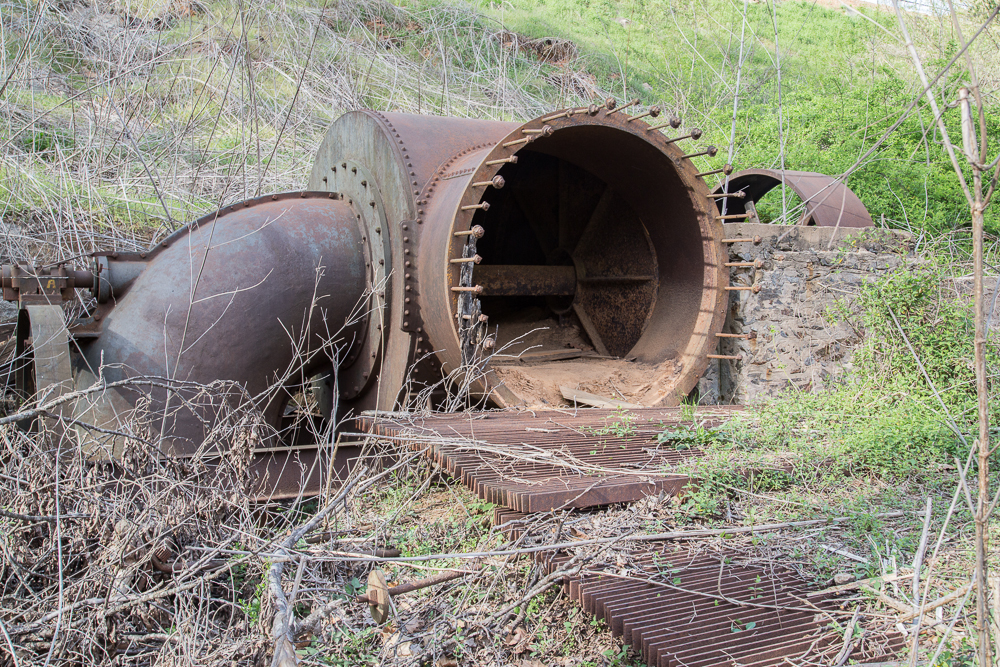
[356,407,740,512]
[493,509,903,667]
[360,408,900,666]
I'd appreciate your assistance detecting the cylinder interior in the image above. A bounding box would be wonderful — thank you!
[468,124,717,407]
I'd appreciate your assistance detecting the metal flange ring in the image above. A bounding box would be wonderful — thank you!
[331,160,391,400]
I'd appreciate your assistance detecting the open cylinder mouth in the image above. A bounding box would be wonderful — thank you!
[421,109,728,408]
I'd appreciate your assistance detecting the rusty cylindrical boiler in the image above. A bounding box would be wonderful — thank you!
[2,105,729,494]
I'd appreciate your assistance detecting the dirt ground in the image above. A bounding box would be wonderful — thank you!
[489,316,682,407]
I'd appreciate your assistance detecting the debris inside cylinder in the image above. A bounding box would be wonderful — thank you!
[486,312,683,407]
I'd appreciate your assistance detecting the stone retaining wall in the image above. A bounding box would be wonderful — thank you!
[698,223,914,405]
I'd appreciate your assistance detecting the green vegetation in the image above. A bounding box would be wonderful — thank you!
[476,0,999,232]
[587,406,639,438]
[237,572,269,626]
[661,245,997,592]
[1,0,997,249]
[315,626,380,665]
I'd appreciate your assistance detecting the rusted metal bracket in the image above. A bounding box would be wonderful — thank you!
[2,265,93,307]
[14,304,74,424]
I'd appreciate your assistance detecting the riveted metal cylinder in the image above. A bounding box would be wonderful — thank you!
[407,108,728,407]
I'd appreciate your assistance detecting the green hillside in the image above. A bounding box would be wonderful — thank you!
[1,0,997,255]
[484,0,1000,231]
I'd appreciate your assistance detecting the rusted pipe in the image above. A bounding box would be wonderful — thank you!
[475,265,577,296]
[712,169,875,227]
[3,105,739,495]
[355,569,466,605]
[76,193,368,459]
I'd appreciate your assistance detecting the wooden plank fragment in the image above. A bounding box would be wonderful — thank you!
[559,386,640,409]
[516,348,584,362]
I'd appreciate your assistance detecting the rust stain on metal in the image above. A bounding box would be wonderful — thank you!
[2,107,734,470]
[475,264,578,296]
[432,107,729,407]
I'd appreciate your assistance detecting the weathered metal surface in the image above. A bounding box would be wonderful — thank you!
[714,169,874,228]
[356,407,742,512]
[15,305,73,424]
[494,510,904,667]
[475,264,577,296]
[323,159,391,403]
[419,105,729,407]
[307,111,517,412]
[245,443,365,500]
[78,192,367,457]
[3,106,739,488]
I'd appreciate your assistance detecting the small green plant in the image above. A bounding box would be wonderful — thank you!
[323,626,379,666]
[238,575,268,627]
[657,422,729,449]
[345,576,363,596]
[465,498,496,530]
[17,128,74,160]
[679,397,698,422]
[602,643,642,666]
[587,407,639,439]
[932,639,977,666]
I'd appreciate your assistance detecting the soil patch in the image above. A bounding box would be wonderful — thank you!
[489,317,681,406]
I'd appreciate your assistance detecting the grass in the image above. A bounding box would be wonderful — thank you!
[288,245,996,663]
[2,0,573,263]
[478,0,1000,235]
[1,0,998,267]
[657,248,998,632]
